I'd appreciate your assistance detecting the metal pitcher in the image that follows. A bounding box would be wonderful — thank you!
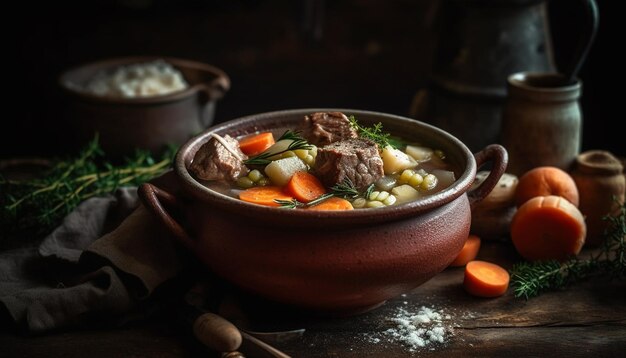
[411,0,599,152]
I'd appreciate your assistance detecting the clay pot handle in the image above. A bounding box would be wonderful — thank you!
[139,183,195,250]
[202,74,231,101]
[467,144,509,210]
[196,69,231,128]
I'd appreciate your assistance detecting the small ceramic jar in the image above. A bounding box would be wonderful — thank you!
[570,150,625,247]
[500,72,582,176]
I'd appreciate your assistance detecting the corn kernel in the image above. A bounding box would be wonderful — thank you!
[237,177,254,188]
[294,149,308,159]
[377,191,390,201]
[352,198,367,208]
[248,169,263,182]
[408,173,423,187]
[399,169,415,183]
[369,191,380,201]
[383,195,397,206]
[366,201,385,208]
[421,174,438,190]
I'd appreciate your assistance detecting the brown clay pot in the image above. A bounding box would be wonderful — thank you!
[570,150,625,247]
[139,109,508,315]
[59,56,230,158]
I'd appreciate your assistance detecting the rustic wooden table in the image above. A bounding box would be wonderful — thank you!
[2,241,625,357]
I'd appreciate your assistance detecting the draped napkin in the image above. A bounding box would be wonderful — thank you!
[0,171,189,334]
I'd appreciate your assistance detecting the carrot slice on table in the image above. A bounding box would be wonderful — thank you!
[306,197,354,211]
[449,234,481,267]
[510,195,586,261]
[463,260,510,298]
[238,132,275,156]
[239,186,293,207]
[285,171,327,203]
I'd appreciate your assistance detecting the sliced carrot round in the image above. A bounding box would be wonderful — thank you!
[238,132,275,156]
[449,234,481,267]
[285,171,327,203]
[238,186,293,207]
[306,197,354,211]
[463,260,510,298]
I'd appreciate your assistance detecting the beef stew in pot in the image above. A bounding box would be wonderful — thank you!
[189,112,456,210]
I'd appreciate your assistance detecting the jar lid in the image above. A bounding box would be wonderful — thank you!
[575,150,623,175]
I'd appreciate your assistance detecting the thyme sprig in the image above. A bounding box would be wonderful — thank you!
[276,178,374,209]
[510,199,626,299]
[348,115,400,149]
[0,135,175,246]
[244,130,312,166]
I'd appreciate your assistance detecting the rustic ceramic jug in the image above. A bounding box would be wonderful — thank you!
[411,0,598,152]
[570,150,625,247]
[500,72,582,176]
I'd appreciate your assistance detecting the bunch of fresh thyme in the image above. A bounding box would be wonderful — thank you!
[0,136,176,247]
[510,200,626,299]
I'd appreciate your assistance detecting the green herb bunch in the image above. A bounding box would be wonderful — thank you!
[0,136,175,246]
[510,199,626,299]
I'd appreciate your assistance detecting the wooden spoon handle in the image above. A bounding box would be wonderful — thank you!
[193,312,243,353]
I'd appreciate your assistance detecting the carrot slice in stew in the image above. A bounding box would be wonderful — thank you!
[306,197,354,211]
[285,171,327,203]
[238,132,275,156]
[449,234,481,267]
[463,260,510,298]
[239,186,293,207]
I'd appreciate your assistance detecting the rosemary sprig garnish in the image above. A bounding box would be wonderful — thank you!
[244,130,312,166]
[510,199,626,299]
[0,135,175,247]
[329,178,362,199]
[276,178,374,209]
[275,193,335,209]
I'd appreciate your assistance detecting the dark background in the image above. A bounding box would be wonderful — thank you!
[2,0,622,160]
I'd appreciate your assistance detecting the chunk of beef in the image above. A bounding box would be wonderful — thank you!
[301,112,358,146]
[189,134,249,181]
[314,138,384,191]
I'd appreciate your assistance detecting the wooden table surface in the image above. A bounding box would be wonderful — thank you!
[2,241,625,358]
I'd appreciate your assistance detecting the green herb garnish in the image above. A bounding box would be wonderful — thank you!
[244,130,312,166]
[348,115,396,149]
[510,199,626,299]
[276,178,374,209]
[0,135,175,247]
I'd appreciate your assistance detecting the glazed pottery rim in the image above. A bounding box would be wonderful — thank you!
[508,71,581,92]
[174,108,478,223]
[58,55,230,105]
